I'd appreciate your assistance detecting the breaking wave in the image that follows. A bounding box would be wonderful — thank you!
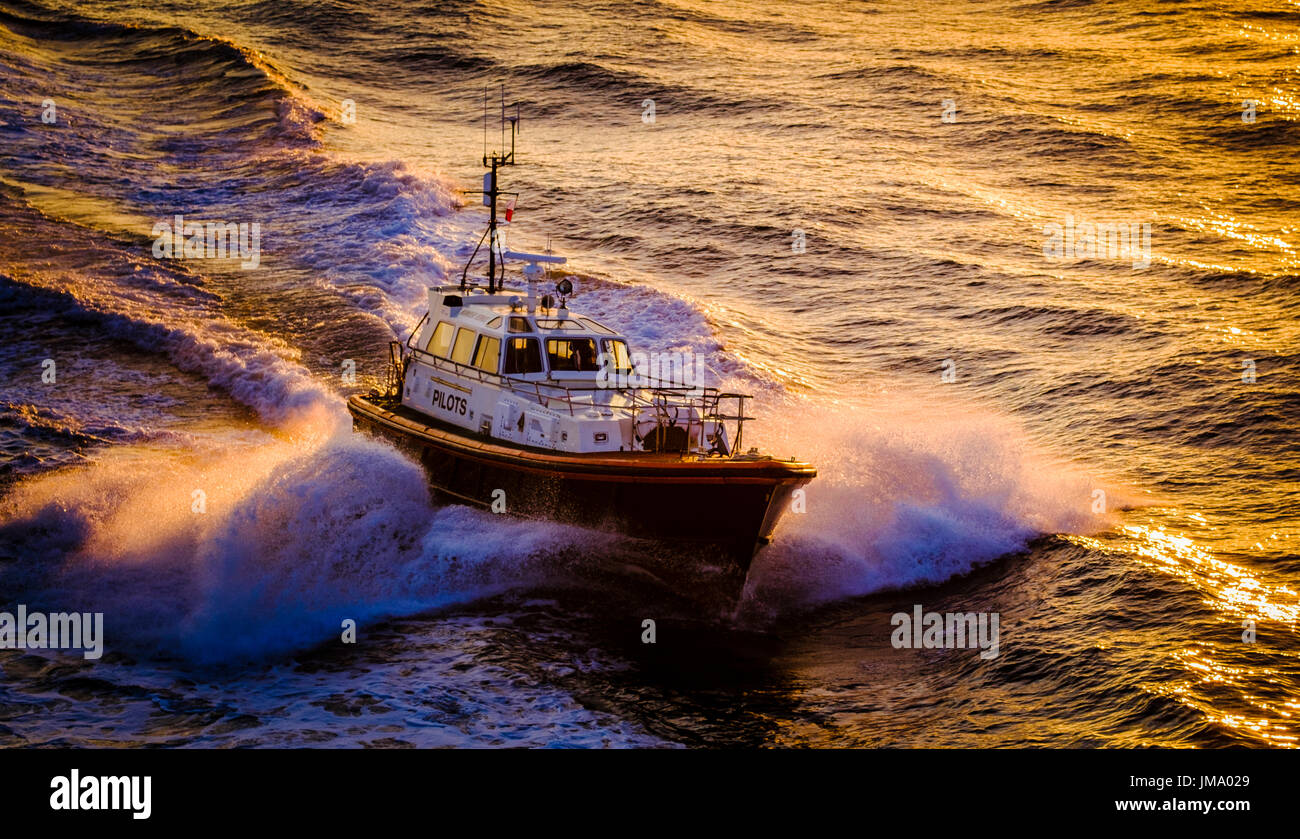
[738,392,1127,620]
[0,430,620,663]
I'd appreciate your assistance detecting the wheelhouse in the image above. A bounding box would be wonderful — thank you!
[393,282,746,457]
[414,292,633,382]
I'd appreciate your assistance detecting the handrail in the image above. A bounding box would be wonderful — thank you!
[393,343,751,457]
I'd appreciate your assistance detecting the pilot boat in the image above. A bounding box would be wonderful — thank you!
[348,103,815,570]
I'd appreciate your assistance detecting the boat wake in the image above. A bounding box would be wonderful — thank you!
[737,394,1125,621]
[0,383,1122,663]
[0,427,624,664]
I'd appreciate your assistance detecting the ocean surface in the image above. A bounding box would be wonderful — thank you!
[0,0,1296,747]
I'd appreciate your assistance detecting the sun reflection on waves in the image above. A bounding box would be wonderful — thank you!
[1160,644,1300,747]
[1070,523,1300,624]
[1123,522,1294,621]
[1067,523,1299,746]
[1168,210,1295,255]
[1138,524,1295,622]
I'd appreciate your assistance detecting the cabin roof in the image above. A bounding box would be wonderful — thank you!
[433,286,622,340]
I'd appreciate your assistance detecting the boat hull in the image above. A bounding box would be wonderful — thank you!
[347,395,815,571]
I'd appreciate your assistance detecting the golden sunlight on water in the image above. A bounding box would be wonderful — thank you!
[1164,644,1300,747]
[1065,522,1298,746]
[1070,526,1299,625]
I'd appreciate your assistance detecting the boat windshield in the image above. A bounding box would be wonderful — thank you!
[603,339,632,372]
[504,337,543,374]
[546,337,599,372]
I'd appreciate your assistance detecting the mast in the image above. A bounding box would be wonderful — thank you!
[479,88,519,295]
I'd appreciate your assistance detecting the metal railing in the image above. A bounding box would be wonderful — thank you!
[377,341,750,457]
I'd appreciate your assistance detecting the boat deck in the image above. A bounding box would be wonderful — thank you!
[348,394,816,484]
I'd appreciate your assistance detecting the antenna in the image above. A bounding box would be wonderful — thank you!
[472,86,521,295]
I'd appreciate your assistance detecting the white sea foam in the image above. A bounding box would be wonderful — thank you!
[736,390,1125,620]
[0,429,622,661]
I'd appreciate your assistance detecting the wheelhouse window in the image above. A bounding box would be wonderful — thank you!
[450,327,477,365]
[546,337,599,372]
[427,321,454,357]
[603,339,632,372]
[472,335,500,373]
[503,337,543,374]
[508,316,531,333]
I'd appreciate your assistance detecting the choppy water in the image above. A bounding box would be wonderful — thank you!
[0,0,1296,747]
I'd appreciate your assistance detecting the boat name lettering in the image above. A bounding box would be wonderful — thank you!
[432,388,468,416]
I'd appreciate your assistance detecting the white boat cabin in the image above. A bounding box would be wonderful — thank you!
[402,283,730,456]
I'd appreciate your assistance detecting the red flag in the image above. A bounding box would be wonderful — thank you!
[505,198,516,222]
